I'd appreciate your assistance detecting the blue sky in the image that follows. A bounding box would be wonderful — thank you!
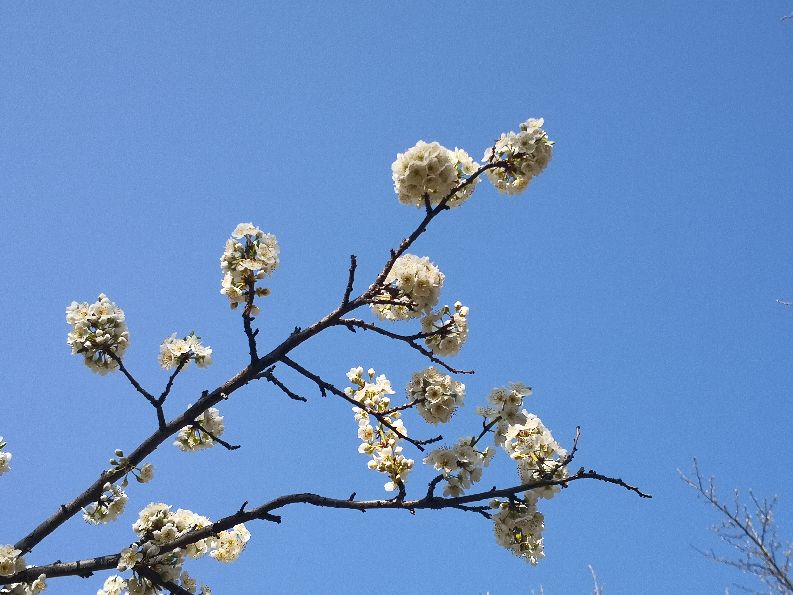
[1,3,792,594]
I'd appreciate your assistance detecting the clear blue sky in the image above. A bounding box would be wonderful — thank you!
[1,3,792,594]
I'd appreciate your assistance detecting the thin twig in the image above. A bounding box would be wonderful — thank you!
[258,367,308,402]
[193,422,240,451]
[279,355,442,451]
[338,318,473,375]
[341,255,357,306]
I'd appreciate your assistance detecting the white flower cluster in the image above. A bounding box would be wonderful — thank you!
[96,503,248,594]
[423,437,494,497]
[503,414,569,503]
[83,482,128,525]
[158,333,212,370]
[0,437,10,476]
[173,408,224,452]
[484,118,553,195]
[346,367,414,492]
[0,546,46,594]
[392,141,479,208]
[406,367,465,424]
[420,301,469,356]
[490,500,545,565]
[66,294,129,375]
[476,383,533,446]
[372,254,444,321]
[220,223,279,313]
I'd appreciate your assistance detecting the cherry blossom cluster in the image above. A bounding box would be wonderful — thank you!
[98,502,248,594]
[503,414,569,504]
[0,546,46,594]
[392,141,479,208]
[483,118,553,195]
[0,438,10,476]
[346,367,413,492]
[173,408,224,452]
[405,367,465,424]
[220,223,279,313]
[476,383,534,446]
[490,499,545,565]
[83,482,128,525]
[66,294,129,375]
[83,451,154,525]
[420,301,469,356]
[371,254,444,321]
[158,333,212,370]
[424,437,495,497]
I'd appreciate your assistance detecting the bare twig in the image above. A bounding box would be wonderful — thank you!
[191,422,240,451]
[258,366,308,402]
[681,459,793,594]
[338,318,473,375]
[341,255,357,306]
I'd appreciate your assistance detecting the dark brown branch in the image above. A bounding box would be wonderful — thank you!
[337,318,473,375]
[278,356,441,451]
[192,422,240,451]
[242,277,259,363]
[158,357,190,405]
[341,255,357,306]
[107,353,156,405]
[258,366,308,402]
[2,468,650,586]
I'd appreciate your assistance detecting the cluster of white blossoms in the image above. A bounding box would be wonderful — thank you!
[476,383,534,446]
[0,546,46,594]
[346,367,414,492]
[66,294,130,375]
[483,118,553,195]
[490,500,546,565]
[372,254,444,321]
[405,367,465,424]
[420,301,469,356]
[98,502,247,594]
[158,333,212,370]
[173,408,224,452]
[220,223,279,313]
[503,414,569,503]
[0,437,10,476]
[424,437,495,497]
[392,141,479,209]
[83,482,128,525]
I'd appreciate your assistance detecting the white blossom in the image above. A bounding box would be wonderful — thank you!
[423,437,493,497]
[406,367,465,424]
[502,413,568,502]
[158,332,212,370]
[0,546,25,577]
[0,437,10,476]
[421,301,469,356]
[66,294,129,375]
[173,408,224,452]
[220,223,279,312]
[83,482,128,525]
[484,118,553,195]
[347,367,414,492]
[209,525,251,563]
[491,500,545,565]
[97,576,127,595]
[371,254,444,321]
[392,142,481,208]
[476,382,533,446]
